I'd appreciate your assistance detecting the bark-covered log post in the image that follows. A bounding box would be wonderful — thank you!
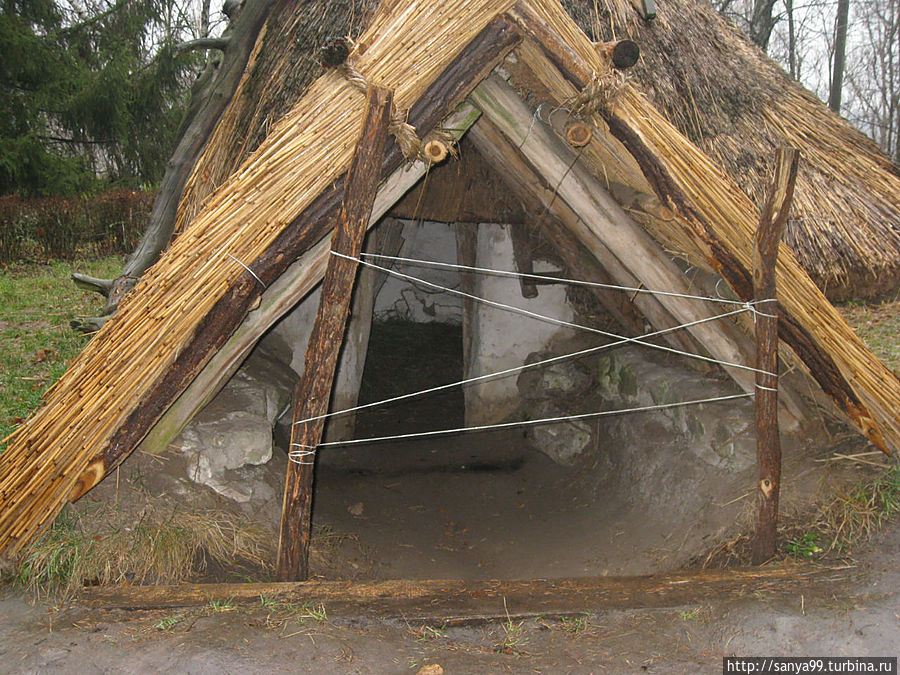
[276,85,393,581]
[751,147,800,565]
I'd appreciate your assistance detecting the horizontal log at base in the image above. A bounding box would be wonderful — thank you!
[81,565,846,621]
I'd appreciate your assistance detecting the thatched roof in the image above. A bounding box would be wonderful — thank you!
[180,0,900,301]
[2,0,900,559]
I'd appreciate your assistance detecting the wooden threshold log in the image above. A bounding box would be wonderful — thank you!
[470,75,803,423]
[752,148,800,565]
[80,565,846,621]
[66,16,520,502]
[276,86,392,582]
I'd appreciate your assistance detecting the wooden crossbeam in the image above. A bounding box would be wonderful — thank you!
[276,86,393,582]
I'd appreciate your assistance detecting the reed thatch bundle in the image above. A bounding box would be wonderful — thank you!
[0,0,516,556]
[182,0,900,301]
[2,0,899,562]
[564,0,900,300]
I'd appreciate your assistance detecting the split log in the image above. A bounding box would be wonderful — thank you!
[752,148,799,565]
[277,86,392,582]
[68,16,520,501]
[505,1,892,453]
[81,565,846,621]
[470,75,803,422]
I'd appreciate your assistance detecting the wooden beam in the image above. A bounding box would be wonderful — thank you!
[470,75,801,417]
[469,119,684,349]
[67,15,520,501]
[81,565,845,620]
[506,3,891,453]
[752,148,800,565]
[276,86,392,582]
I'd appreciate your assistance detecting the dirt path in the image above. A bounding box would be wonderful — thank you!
[1,518,897,674]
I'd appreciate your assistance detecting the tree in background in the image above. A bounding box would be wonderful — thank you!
[712,0,899,162]
[0,0,208,196]
[844,0,899,161]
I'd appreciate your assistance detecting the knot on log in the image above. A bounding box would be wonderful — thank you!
[339,63,422,161]
[568,71,626,117]
[760,478,776,498]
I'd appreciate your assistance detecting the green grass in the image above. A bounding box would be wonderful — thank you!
[0,255,123,448]
[837,292,900,373]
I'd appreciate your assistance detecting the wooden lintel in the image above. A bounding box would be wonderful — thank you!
[276,86,392,582]
[80,565,845,620]
[751,148,800,565]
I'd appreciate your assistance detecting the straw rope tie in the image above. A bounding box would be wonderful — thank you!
[569,70,627,116]
[339,62,422,160]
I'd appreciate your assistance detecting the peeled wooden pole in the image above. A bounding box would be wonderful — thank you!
[276,86,392,582]
[751,148,800,565]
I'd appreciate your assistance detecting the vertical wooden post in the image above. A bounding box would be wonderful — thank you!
[751,147,800,565]
[276,86,393,581]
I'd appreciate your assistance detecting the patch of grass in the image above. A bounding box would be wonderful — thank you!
[493,618,529,655]
[155,614,186,631]
[700,466,900,567]
[0,255,124,448]
[207,597,235,613]
[12,503,271,601]
[556,614,592,635]
[784,532,823,559]
[838,292,900,373]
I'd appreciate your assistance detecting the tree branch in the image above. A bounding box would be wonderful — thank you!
[177,36,230,53]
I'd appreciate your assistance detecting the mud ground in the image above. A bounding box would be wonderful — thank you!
[0,515,897,674]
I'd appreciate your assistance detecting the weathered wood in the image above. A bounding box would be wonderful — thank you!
[80,565,846,620]
[68,16,519,500]
[470,75,790,408]
[469,122,649,339]
[751,148,800,565]
[509,224,539,298]
[276,86,392,582]
[505,3,886,451]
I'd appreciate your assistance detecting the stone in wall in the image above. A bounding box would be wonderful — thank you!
[175,350,296,502]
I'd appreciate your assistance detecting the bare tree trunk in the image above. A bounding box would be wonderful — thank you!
[749,0,779,50]
[71,0,277,331]
[786,0,798,79]
[829,0,851,113]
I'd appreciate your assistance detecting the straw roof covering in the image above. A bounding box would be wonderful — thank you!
[2,0,900,558]
[181,0,900,301]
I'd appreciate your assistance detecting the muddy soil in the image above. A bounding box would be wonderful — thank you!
[1,518,897,674]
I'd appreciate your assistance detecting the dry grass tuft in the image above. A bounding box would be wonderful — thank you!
[699,466,900,568]
[10,504,271,602]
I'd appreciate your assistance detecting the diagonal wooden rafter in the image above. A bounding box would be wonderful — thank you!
[469,74,806,423]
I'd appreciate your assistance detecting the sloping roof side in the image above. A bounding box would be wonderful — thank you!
[182,0,900,300]
[0,0,517,555]
[576,0,900,300]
